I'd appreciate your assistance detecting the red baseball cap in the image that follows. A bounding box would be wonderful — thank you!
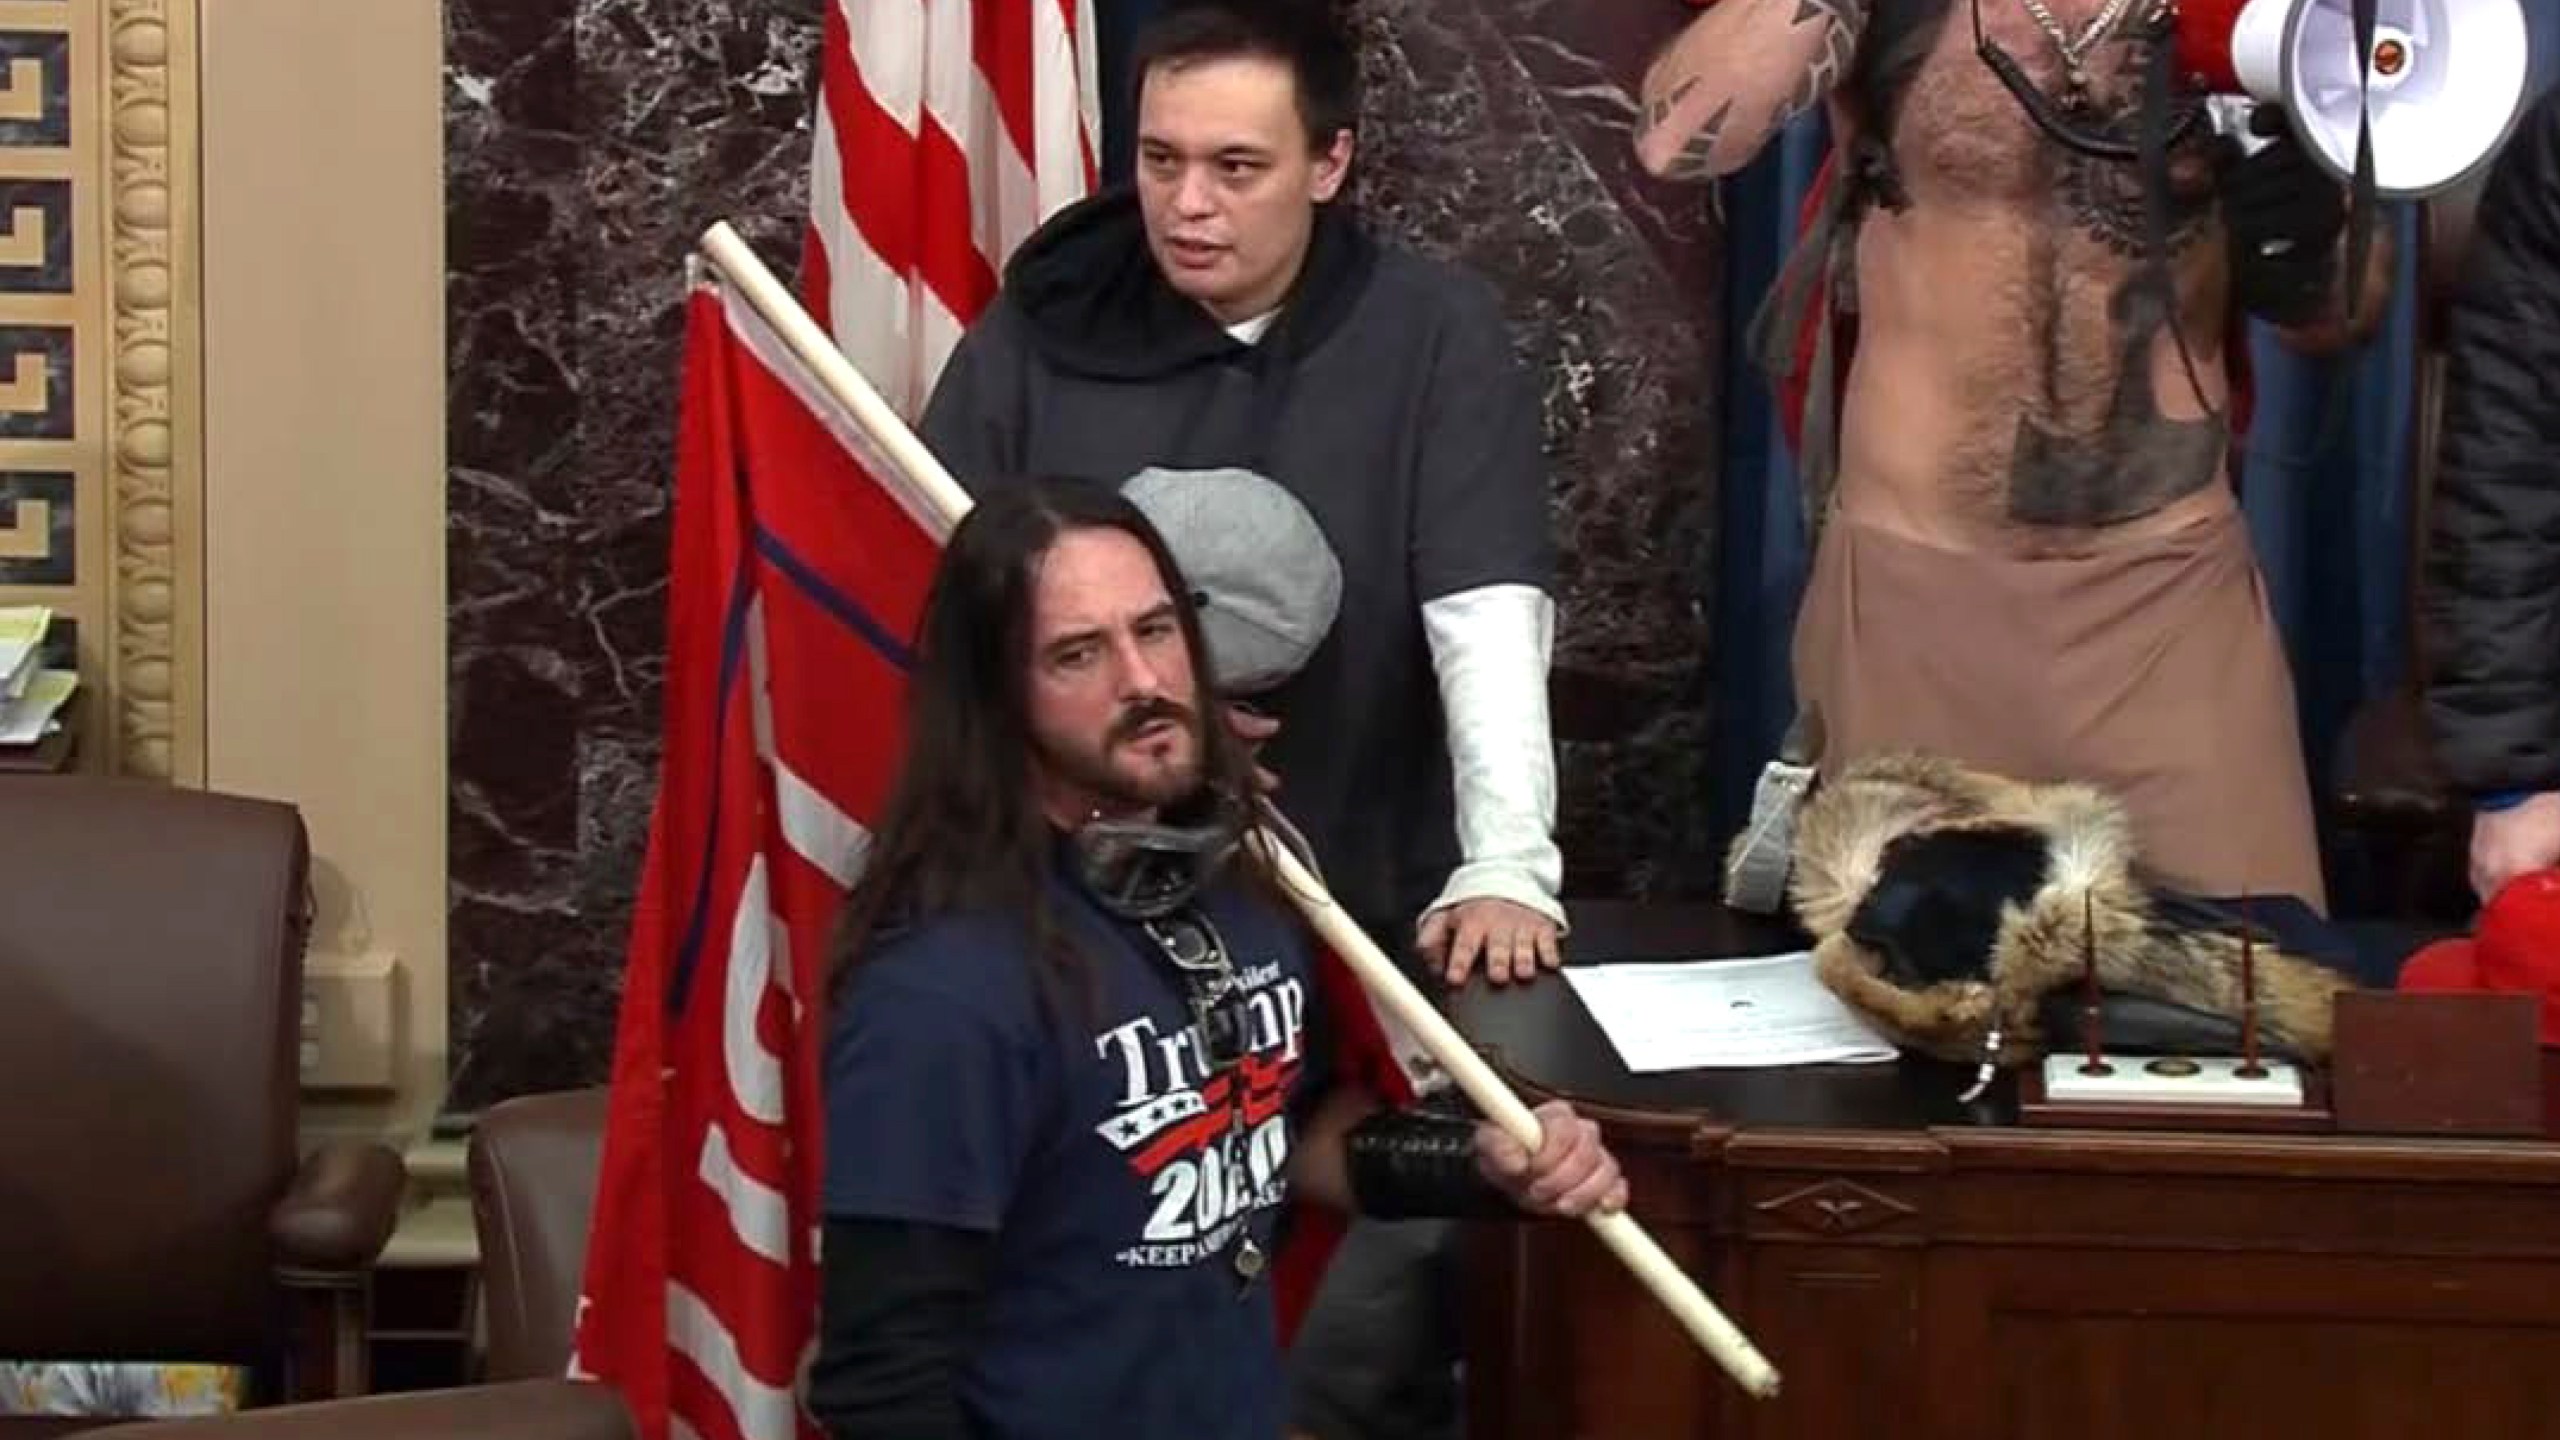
[2399,870,2560,1046]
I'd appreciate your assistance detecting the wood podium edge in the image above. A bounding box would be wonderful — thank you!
[1469,1040,1730,1150]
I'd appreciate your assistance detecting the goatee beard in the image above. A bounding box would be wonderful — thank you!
[1049,698,1203,813]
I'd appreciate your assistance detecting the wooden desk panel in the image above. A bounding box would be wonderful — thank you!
[1458,903,2560,1440]
[1942,1251,2560,1439]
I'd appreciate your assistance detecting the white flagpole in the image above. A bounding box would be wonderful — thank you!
[696,224,974,528]
[694,220,1782,1400]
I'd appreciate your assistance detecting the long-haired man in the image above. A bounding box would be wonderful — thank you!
[804,478,1622,1440]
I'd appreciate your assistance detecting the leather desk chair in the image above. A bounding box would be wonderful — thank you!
[90,1090,639,1440]
[467,1088,609,1382]
[0,778,406,1435]
[70,1380,633,1440]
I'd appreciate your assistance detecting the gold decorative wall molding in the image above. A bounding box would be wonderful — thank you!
[0,492,46,555]
[0,0,202,781]
[104,0,198,782]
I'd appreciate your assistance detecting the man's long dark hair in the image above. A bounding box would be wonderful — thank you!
[826,476,1277,1011]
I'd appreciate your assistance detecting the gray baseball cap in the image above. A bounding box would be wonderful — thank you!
[1122,465,1342,696]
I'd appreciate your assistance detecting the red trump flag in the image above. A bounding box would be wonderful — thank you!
[567,272,944,1440]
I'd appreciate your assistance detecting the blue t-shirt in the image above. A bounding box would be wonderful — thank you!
[820,871,1323,1440]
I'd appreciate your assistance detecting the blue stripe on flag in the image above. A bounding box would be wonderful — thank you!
[752,523,917,673]
[665,560,757,1017]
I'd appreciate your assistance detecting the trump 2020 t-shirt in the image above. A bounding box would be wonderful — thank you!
[820,873,1320,1440]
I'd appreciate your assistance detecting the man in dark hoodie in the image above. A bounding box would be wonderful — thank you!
[917,5,1560,1435]
[920,1,1561,994]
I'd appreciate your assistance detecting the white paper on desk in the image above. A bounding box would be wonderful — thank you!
[1562,953,1901,1072]
[0,668,75,745]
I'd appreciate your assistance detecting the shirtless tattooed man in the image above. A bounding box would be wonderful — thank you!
[1638,0,2391,910]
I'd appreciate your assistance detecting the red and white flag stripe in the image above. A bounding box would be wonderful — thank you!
[802,0,1099,421]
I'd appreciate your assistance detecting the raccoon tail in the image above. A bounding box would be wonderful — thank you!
[2130,883,2359,1062]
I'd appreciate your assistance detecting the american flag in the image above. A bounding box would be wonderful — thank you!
[799,0,1100,421]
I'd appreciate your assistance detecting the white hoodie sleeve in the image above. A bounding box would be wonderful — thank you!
[1419,582,1567,928]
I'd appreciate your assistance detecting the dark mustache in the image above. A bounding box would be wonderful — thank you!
[1108,698,1194,747]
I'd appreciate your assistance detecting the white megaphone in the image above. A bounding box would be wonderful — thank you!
[2175,0,2533,197]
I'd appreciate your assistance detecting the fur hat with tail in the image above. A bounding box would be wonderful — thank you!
[1776,752,2358,1066]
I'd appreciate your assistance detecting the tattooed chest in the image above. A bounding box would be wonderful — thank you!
[1912,230,2230,528]
[1882,23,2230,528]
[1895,22,2217,235]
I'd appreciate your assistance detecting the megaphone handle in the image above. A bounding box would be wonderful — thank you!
[2207,94,2276,158]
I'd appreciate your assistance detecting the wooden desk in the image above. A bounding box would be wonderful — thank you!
[1456,902,2560,1440]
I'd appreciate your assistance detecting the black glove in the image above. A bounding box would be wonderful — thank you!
[2220,105,2347,326]
[1342,1107,1515,1220]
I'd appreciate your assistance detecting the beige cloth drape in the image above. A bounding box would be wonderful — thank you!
[1792,494,2327,912]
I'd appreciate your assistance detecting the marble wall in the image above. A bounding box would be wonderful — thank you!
[445,0,824,1106]
[1345,0,1726,901]
[442,0,1724,1109]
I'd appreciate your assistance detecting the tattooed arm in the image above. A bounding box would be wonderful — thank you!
[1633,0,1868,182]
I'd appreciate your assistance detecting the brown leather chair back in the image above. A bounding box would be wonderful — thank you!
[0,777,309,1365]
[470,1088,610,1382]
